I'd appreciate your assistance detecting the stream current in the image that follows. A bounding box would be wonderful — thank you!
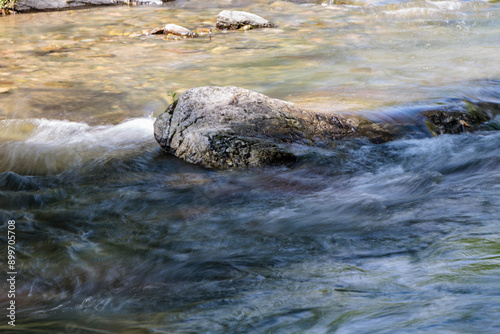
[1,0,500,333]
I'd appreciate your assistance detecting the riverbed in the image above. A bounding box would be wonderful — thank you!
[1,0,500,333]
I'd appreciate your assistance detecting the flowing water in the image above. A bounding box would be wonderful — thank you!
[1,0,500,333]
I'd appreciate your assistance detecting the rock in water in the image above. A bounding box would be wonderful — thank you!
[154,86,356,168]
[154,87,495,168]
[15,0,169,12]
[151,24,198,37]
[216,10,275,30]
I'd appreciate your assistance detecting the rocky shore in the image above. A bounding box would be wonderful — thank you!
[154,86,494,168]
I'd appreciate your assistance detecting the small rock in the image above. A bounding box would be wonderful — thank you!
[216,10,275,30]
[151,24,198,38]
[150,27,164,35]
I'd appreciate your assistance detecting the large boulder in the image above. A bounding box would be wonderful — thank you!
[154,86,495,168]
[216,10,275,30]
[154,86,357,168]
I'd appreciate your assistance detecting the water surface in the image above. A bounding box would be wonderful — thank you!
[0,0,499,333]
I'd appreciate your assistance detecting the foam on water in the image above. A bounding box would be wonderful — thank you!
[0,117,156,175]
[0,1,499,332]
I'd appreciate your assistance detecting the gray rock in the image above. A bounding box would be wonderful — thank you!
[154,87,496,168]
[154,86,356,168]
[216,10,275,30]
[15,0,171,12]
[355,98,493,141]
[151,24,198,37]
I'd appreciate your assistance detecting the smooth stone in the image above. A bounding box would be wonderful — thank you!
[151,24,198,38]
[154,86,495,168]
[154,86,357,168]
[216,10,275,30]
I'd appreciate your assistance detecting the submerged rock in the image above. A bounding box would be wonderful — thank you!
[216,10,275,30]
[154,86,357,168]
[151,24,198,38]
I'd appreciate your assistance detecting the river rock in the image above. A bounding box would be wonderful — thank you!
[151,24,198,37]
[15,0,171,12]
[193,28,212,36]
[421,101,492,135]
[154,87,497,168]
[154,86,357,168]
[216,10,275,30]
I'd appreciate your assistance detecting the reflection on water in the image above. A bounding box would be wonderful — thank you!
[1,0,499,120]
[1,0,500,333]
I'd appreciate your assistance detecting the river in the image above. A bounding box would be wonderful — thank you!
[1,0,499,333]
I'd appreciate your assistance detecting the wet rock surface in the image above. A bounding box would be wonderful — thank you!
[15,0,170,12]
[154,86,356,168]
[355,99,494,142]
[421,100,492,135]
[150,24,198,37]
[154,87,496,168]
[216,10,275,30]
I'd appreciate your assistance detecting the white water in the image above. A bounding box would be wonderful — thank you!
[0,118,155,174]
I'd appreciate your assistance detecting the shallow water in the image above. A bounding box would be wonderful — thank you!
[0,0,500,333]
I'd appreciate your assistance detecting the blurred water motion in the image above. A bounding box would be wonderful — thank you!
[1,0,500,333]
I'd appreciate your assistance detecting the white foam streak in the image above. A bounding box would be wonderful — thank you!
[0,118,156,175]
[24,118,154,148]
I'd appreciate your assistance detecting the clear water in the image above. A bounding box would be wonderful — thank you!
[0,0,499,333]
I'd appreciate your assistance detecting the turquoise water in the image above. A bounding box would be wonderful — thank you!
[1,1,500,333]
